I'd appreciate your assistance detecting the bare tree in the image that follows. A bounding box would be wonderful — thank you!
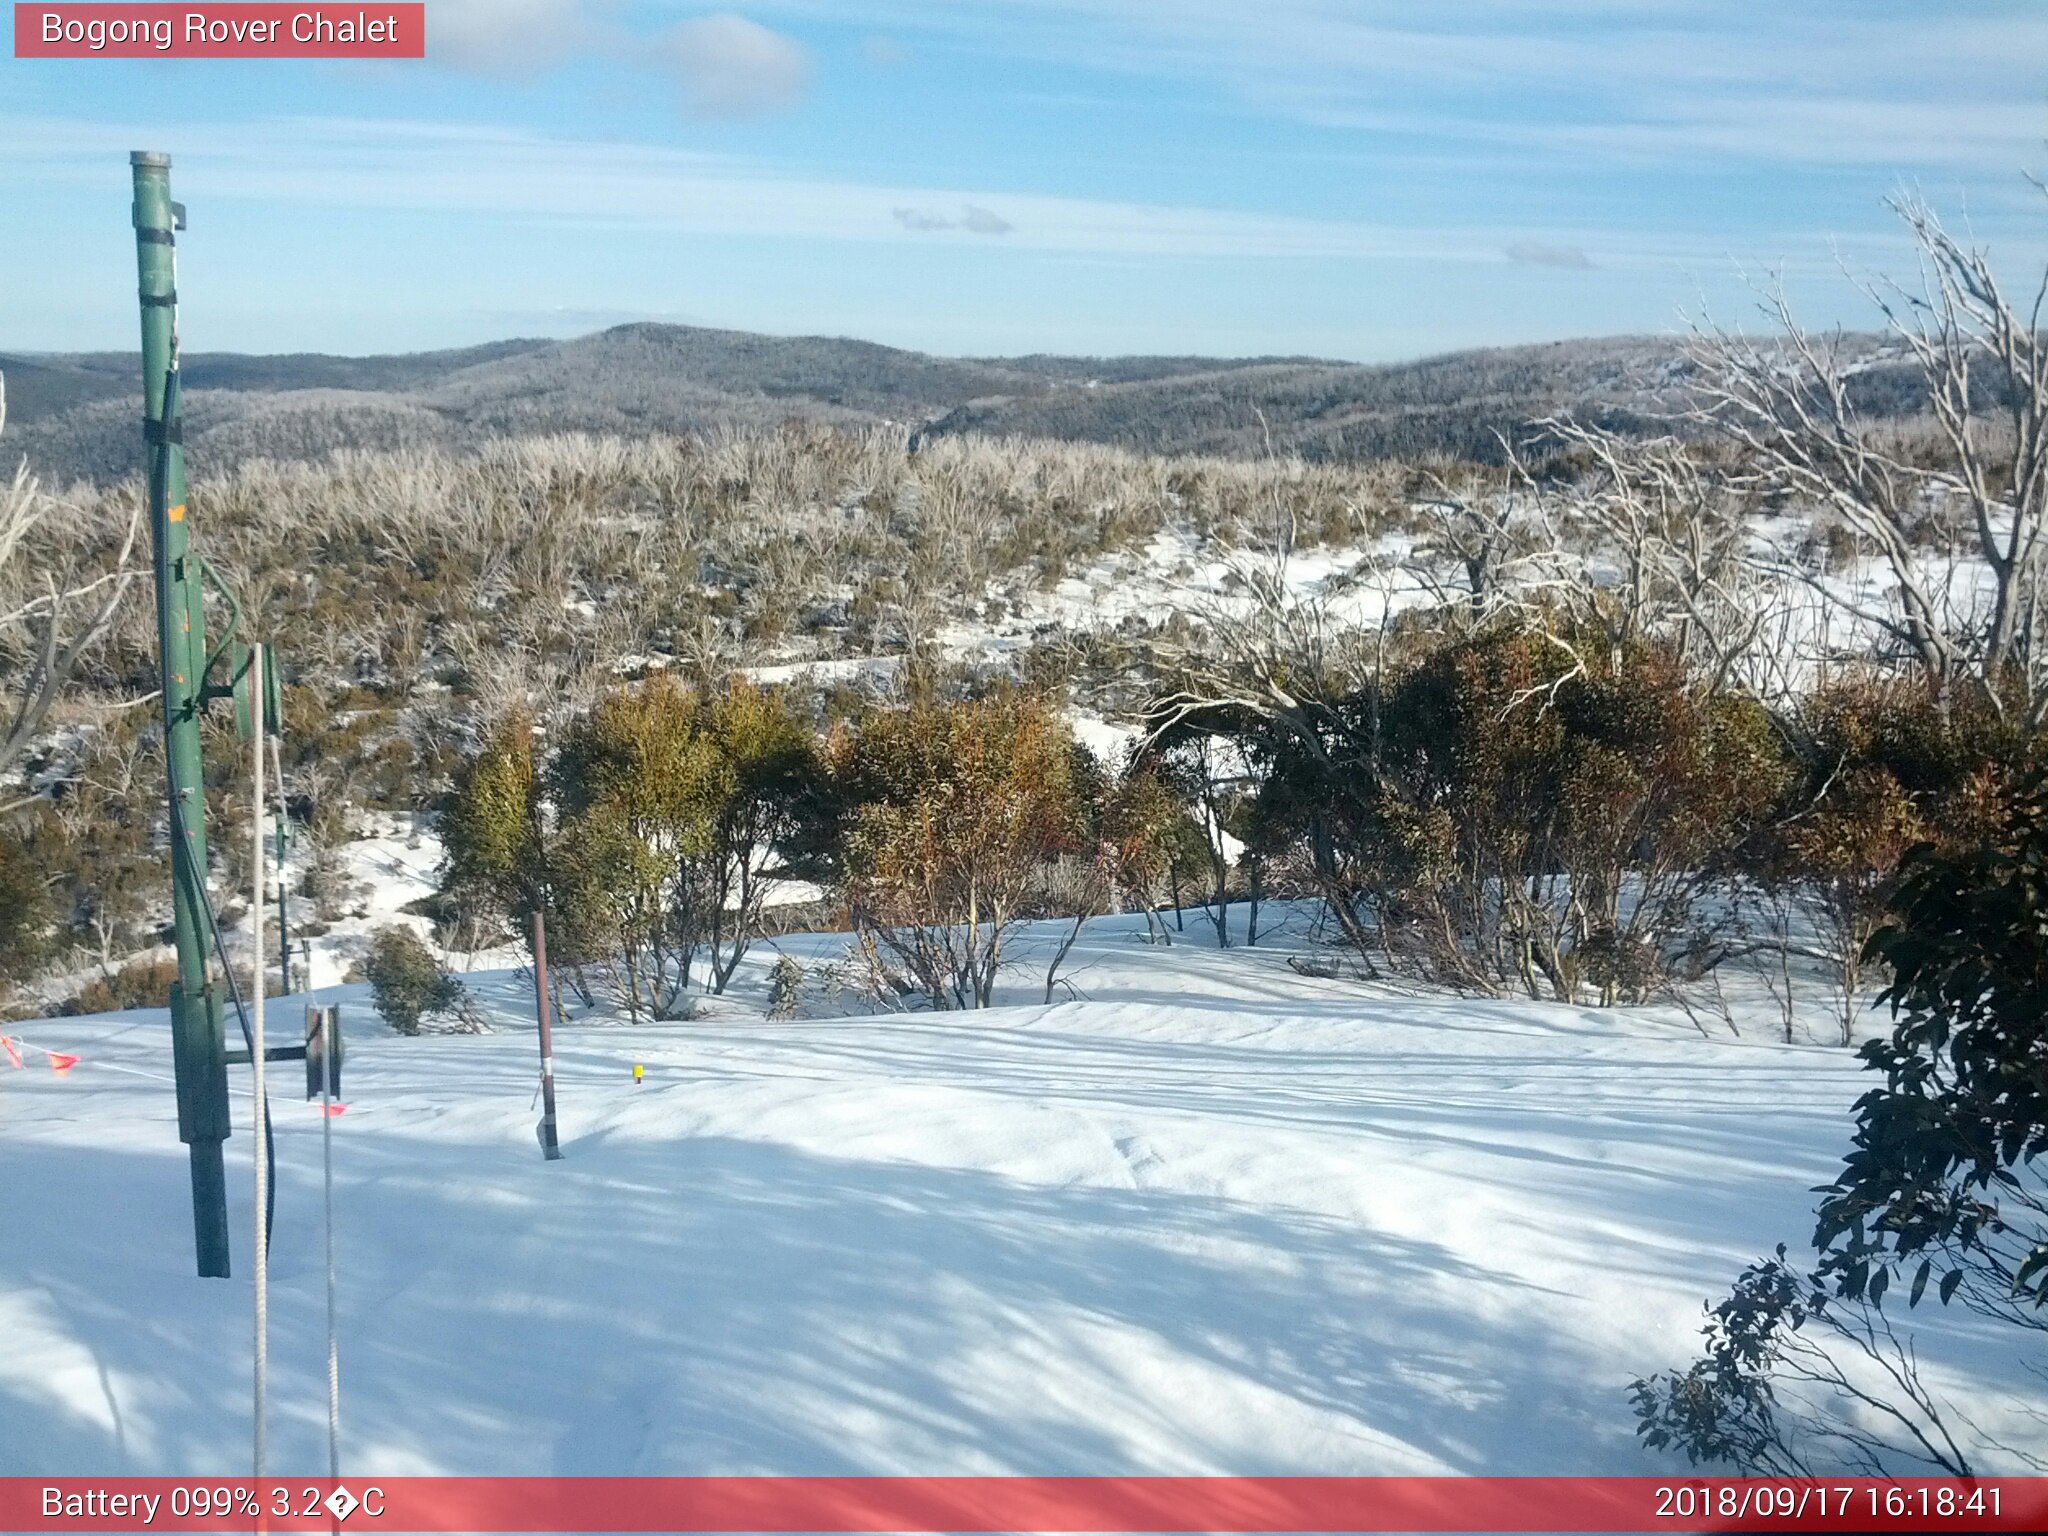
[1406,463,1561,630]
[1515,417,1805,700]
[1,379,143,785]
[1688,193,2048,723]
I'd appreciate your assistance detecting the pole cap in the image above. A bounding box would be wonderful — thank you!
[130,151,172,169]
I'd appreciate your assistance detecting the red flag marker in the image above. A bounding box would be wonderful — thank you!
[46,1051,80,1075]
[0,1035,21,1069]
[323,1103,348,1117]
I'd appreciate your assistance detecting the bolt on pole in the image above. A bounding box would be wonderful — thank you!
[134,150,233,1279]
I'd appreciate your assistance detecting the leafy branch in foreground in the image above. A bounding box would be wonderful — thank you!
[1633,772,2048,1475]
[1631,1246,1979,1477]
[1815,769,2048,1331]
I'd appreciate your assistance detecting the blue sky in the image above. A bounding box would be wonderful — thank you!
[3,1,2046,359]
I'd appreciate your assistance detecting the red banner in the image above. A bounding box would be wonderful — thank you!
[13,4,425,58]
[3,1477,2045,1533]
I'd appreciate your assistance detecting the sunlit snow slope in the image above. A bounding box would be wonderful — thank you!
[0,914,2032,1477]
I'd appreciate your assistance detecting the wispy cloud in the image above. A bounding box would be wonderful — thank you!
[893,204,1016,235]
[1505,240,1593,269]
[0,112,1728,264]
[753,0,2048,174]
[0,110,1948,286]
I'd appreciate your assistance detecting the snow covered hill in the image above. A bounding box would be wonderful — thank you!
[1,914,2037,1478]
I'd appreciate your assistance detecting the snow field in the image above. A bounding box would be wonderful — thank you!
[6,911,2037,1479]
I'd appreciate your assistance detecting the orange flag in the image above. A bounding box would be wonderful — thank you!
[46,1051,80,1076]
[0,1036,21,1070]
[323,1103,348,1117]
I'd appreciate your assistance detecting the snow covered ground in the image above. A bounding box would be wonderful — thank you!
[4,908,2038,1480]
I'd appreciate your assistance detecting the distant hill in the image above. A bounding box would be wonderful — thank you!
[0,322,1919,485]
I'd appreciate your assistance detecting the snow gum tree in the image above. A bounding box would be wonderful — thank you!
[1,385,141,788]
[549,680,721,1021]
[446,679,827,1020]
[550,676,826,1019]
[835,690,1085,1009]
[1267,629,1789,1003]
[440,708,544,935]
[696,681,829,994]
[1098,759,1188,945]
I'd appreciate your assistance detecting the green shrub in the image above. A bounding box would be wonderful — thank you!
[364,925,467,1035]
[63,956,180,1015]
[834,690,1087,1009]
[0,834,47,982]
[1304,629,1791,1002]
[1820,769,2048,1315]
[766,953,806,1019]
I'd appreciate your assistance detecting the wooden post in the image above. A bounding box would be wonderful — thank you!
[533,911,561,1161]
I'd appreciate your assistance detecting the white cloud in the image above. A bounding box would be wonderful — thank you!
[428,0,600,77]
[661,13,813,118]
[425,3,814,123]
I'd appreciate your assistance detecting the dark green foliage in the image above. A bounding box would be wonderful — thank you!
[1630,1249,1821,1476]
[364,924,468,1036]
[0,831,47,980]
[1633,773,2048,1479]
[440,710,544,934]
[765,953,806,1019]
[1248,629,1791,1001]
[1632,1243,1981,1476]
[1813,771,2048,1317]
[1761,680,2025,1040]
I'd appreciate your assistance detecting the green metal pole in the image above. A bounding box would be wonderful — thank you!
[133,151,231,1279]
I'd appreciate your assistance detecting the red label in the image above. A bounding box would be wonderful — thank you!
[14,4,425,58]
[0,1478,2044,1533]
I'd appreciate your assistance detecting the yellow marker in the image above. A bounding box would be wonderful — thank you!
[633,1063,644,1084]
[168,503,186,522]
